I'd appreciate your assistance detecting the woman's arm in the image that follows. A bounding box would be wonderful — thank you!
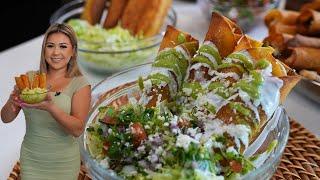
[1,88,21,123]
[49,85,91,137]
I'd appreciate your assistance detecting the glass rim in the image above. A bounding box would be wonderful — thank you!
[207,0,280,8]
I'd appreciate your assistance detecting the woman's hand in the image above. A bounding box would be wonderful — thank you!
[20,93,54,111]
[9,86,22,112]
[1,86,22,123]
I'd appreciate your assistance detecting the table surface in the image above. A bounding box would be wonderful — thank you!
[0,1,319,179]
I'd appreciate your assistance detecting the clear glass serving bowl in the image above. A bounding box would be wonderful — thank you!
[79,62,290,180]
[50,0,177,75]
[197,0,282,32]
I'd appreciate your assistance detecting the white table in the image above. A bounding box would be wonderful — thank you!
[0,1,319,179]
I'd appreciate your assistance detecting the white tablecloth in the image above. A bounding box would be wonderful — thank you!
[0,1,319,179]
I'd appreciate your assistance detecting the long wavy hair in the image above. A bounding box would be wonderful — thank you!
[39,23,82,77]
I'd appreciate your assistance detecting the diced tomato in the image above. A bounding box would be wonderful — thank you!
[101,115,117,125]
[130,122,147,147]
[230,160,242,173]
[102,141,110,155]
[178,118,190,128]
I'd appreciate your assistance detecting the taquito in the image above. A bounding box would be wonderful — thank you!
[39,73,47,89]
[15,77,26,90]
[32,74,40,89]
[268,21,297,35]
[297,9,320,36]
[81,0,106,25]
[263,33,293,56]
[103,0,128,29]
[136,0,173,37]
[301,0,320,11]
[264,9,300,27]
[299,69,320,82]
[121,0,172,37]
[284,47,320,70]
[287,34,320,48]
[20,75,30,89]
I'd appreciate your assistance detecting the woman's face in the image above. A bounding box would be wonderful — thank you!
[45,32,73,71]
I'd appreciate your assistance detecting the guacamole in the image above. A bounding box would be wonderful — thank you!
[67,19,157,73]
[20,88,47,104]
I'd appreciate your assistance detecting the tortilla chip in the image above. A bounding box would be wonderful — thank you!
[159,25,199,52]
[234,35,252,52]
[246,35,263,48]
[279,75,301,103]
[205,12,243,58]
[147,26,199,107]
[247,47,287,77]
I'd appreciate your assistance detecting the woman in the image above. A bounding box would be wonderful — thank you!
[1,23,91,179]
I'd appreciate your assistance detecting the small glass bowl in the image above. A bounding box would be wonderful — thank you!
[50,0,177,75]
[19,89,48,104]
[79,62,290,180]
[197,0,282,32]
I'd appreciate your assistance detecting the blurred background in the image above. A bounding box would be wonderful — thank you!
[0,0,313,52]
[0,0,74,52]
[0,0,196,52]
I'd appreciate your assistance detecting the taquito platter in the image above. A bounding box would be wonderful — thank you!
[263,0,320,103]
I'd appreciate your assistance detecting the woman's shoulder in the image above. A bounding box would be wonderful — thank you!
[72,76,90,85]
[70,75,91,92]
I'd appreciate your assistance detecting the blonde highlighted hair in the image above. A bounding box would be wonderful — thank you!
[39,23,82,77]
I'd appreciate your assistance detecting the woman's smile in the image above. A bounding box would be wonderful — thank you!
[45,32,73,71]
[50,57,64,63]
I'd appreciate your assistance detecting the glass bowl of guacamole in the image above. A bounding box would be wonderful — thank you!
[79,62,289,180]
[19,88,48,104]
[50,0,177,75]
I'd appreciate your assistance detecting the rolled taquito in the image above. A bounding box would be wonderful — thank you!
[297,9,320,36]
[264,9,300,27]
[81,0,107,25]
[284,47,320,71]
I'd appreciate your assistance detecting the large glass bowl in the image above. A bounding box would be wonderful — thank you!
[79,62,290,180]
[197,0,282,32]
[50,0,177,75]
